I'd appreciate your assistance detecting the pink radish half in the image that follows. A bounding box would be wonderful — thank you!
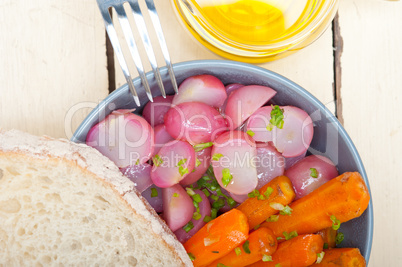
[180,147,212,186]
[285,155,338,199]
[174,189,211,243]
[285,151,306,170]
[247,105,314,157]
[229,192,248,204]
[219,83,244,115]
[120,163,153,193]
[142,95,174,127]
[164,102,228,145]
[255,142,285,189]
[151,140,196,188]
[225,85,276,129]
[172,75,227,108]
[162,184,194,232]
[152,124,174,157]
[211,131,258,195]
[142,185,163,213]
[86,109,154,168]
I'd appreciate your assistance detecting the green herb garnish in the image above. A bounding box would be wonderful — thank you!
[310,168,318,178]
[151,188,158,198]
[235,247,242,256]
[266,215,279,222]
[188,252,195,261]
[153,154,163,167]
[192,212,202,220]
[212,251,220,254]
[266,105,285,131]
[172,192,179,197]
[195,158,202,167]
[243,240,251,254]
[212,153,224,161]
[279,205,293,215]
[283,231,298,240]
[221,168,233,187]
[183,221,194,233]
[323,243,329,249]
[264,187,274,198]
[246,130,255,137]
[203,216,212,223]
[330,215,341,230]
[202,188,210,197]
[335,232,344,245]
[262,255,273,262]
[192,193,203,203]
[316,251,325,264]
[193,142,213,152]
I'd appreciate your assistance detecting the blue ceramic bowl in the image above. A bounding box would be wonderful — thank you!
[73,60,373,262]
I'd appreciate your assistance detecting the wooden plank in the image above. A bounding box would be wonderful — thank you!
[113,0,335,113]
[337,0,402,265]
[0,0,108,139]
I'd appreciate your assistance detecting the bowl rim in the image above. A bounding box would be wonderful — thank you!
[72,59,373,262]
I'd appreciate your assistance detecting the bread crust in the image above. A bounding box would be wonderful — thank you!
[0,129,193,266]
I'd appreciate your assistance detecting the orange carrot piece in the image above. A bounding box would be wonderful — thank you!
[317,227,338,249]
[261,172,370,239]
[183,209,249,267]
[206,227,277,267]
[236,175,295,229]
[315,248,366,266]
[249,234,324,267]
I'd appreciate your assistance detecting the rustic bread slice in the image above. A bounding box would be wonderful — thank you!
[0,129,192,266]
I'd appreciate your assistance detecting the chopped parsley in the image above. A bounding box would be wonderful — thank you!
[266,105,285,131]
[310,168,318,178]
[183,221,194,233]
[243,240,251,254]
[283,231,298,240]
[151,188,158,198]
[336,232,344,245]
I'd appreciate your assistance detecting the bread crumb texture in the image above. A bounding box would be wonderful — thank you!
[0,129,192,266]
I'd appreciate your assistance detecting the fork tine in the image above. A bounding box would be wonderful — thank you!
[127,0,166,98]
[114,5,154,103]
[96,3,141,106]
[144,0,179,94]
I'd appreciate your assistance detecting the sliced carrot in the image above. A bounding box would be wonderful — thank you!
[261,172,370,239]
[206,227,277,267]
[183,208,249,267]
[317,227,338,249]
[315,248,366,266]
[236,175,295,229]
[249,234,324,267]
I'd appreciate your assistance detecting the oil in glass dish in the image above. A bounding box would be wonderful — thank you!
[172,0,332,62]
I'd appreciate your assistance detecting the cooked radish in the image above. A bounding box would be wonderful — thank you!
[172,74,227,107]
[285,155,338,199]
[285,151,306,170]
[162,184,194,232]
[120,163,153,193]
[86,109,154,168]
[211,131,258,195]
[229,192,248,204]
[151,140,195,188]
[152,124,174,157]
[164,102,228,144]
[225,85,276,129]
[142,95,174,127]
[180,147,212,186]
[255,142,285,189]
[247,105,314,157]
[174,189,211,243]
[142,185,163,213]
[219,83,244,114]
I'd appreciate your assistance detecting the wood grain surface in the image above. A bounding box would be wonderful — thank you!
[1,0,401,266]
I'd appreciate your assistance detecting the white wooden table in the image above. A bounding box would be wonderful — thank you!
[1,0,401,265]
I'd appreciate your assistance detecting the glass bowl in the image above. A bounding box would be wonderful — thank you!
[171,0,339,63]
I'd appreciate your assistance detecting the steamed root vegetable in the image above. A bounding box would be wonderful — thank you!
[206,227,277,267]
[219,83,244,114]
[184,209,249,267]
[86,109,154,168]
[211,131,258,195]
[316,227,338,249]
[229,192,249,204]
[142,184,163,212]
[152,124,174,156]
[236,175,296,229]
[174,189,211,243]
[248,234,324,267]
[255,142,285,189]
[151,140,195,188]
[164,102,228,144]
[120,163,153,193]
[225,85,276,129]
[172,74,227,107]
[285,151,306,170]
[162,184,194,232]
[142,95,174,127]
[180,147,212,186]
[261,172,370,239]
[285,155,338,199]
[246,105,314,157]
[315,248,366,266]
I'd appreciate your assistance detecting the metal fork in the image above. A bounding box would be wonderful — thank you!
[96,0,178,106]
